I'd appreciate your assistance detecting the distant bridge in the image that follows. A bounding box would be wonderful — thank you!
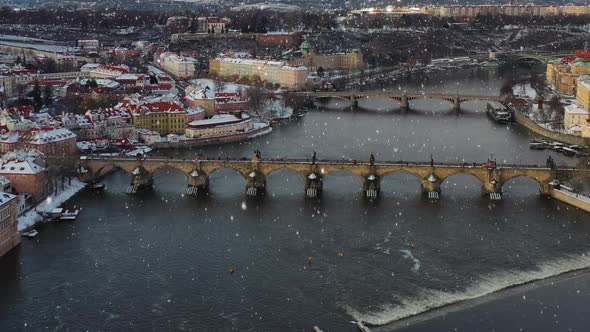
[498,51,572,64]
[78,154,590,201]
[297,91,506,112]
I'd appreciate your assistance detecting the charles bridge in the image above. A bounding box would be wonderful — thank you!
[297,91,507,112]
[77,153,590,201]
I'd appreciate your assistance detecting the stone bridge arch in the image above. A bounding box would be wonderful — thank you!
[499,172,553,194]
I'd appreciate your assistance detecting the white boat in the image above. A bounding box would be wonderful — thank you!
[561,147,577,156]
[60,209,79,220]
[24,230,38,238]
[87,182,105,190]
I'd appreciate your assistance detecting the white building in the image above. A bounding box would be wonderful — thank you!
[185,113,253,138]
[156,52,198,79]
[198,17,229,34]
[564,104,590,136]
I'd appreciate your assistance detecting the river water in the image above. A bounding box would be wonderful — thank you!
[2,66,590,331]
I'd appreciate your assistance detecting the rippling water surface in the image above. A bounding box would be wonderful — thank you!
[2,67,590,331]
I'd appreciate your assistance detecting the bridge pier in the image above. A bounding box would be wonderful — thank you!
[78,164,93,183]
[540,182,554,196]
[187,170,209,196]
[350,98,359,111]
[399,95,409,113]
[363,174,380,200]
[453,97,460,113]
[421,173,441,200]
[246,171,266,197]
[305,172,323,198]
[482,179,503,201]
[127,166,153,194]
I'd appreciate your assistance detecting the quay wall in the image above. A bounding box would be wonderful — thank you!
[550,189,590,213]
[513,111,590,146]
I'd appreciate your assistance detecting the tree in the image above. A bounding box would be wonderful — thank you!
[500,80,514,96]
[317,66,325,78]
[548,95,564,129]
[149,75,158,85]
[246,86,267,115]
[43,85,53,107]
[31,81,43,111]
[85,79,98,89]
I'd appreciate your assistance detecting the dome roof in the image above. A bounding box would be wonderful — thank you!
[300,40,313,51]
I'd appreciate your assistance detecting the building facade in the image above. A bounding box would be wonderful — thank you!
[0,192,19,259]
[564,75,590,137]
[209,57,308,89]
[294,40,364,72]
[197,17,228,34]
[547,59,590,96]
[0,150,47,201]
[156,52,198,79]
[118,99,187,135]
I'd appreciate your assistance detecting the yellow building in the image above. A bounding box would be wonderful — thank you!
[119,99,187,135]
[576,75,590,110]
[295,40,364,72]
[546,60,560,86]
[565,77,590,136]
[0,192,19,258]
[209,57,309,89]
[547,60,590,96]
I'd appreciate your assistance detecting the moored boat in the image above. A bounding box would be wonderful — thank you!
[60,209,79,220]
[486,101,512,123]
[561,147,577,156]
[22,230,39,238]
[529,142,547,150]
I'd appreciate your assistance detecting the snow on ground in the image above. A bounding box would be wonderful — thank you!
[18,179,85,231]
[189,79,246,94]
[262,99,293,119]
[556,186,590,204]
[514,83,538,99]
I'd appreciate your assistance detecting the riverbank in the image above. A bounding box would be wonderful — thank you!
[513,110,590,146]
[17,179,85,231]
[551,185,590,213]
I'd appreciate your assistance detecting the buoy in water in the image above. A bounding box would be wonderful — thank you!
[307,256,313,265]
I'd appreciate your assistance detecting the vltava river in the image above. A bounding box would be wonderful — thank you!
[2,67,590,331]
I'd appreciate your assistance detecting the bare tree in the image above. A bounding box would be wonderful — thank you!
[246,86,267,116]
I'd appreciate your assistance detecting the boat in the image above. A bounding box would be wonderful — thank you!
[529,142,547,150]
[22,230,38,238]
[87,182,105,190]
[51,208,64,219]
[480,61,499,68]
[550,142,565,151]
[561,147,577,156]
[60,209,79,220]
[486,101,512,123]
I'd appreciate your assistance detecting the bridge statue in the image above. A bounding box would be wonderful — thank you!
[76,153,590,205]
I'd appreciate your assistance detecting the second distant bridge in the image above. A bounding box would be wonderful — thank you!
[298,91,506,112]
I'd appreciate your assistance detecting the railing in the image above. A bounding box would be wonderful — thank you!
[75,155,589,172]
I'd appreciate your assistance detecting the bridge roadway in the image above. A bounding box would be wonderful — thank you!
[78,155,590,200]
[296,91,506,112]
